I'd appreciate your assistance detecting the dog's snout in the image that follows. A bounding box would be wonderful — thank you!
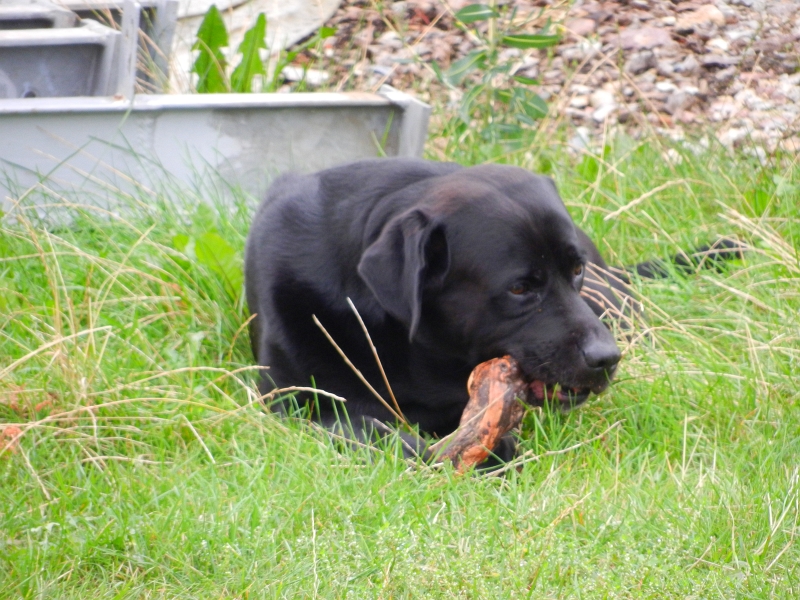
[581,337,621,371]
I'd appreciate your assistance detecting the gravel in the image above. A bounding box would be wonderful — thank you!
[303,0,800,153]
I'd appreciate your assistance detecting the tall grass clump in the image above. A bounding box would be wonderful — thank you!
[1,132,799,597]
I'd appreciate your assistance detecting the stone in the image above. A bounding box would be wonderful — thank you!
[777,74,800,102]
[665,90,695,114]
[657,60,674,77]
[625,50,658,74]
[780,137,800,153]
[701,54,740,68]
[726,28,756,43]
[543,69,564,83]
[391,1,408,16]
[570,95,590,108]
[590,89,616,108]
[663,148,683,165]
[734,89,774,111]
[717,127,748,148]
[281,67,330,87]
[566,17,597,38]
[377,31,403,50]
[744,146,767,166]
[754,35,796,53]
[568,126,592,152]
[715,67,738,84]
[562,47,589,62]
[676,5,726,34]
[673,54,700,74]
[709,96,740,121]
[619,26,674,50]
[707,37,730,52]
[766,2,796,18]
[593,103,617,122]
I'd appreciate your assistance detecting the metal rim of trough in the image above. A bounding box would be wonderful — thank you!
[0,86,431,202]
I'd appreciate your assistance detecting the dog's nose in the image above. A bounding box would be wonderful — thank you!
[581,338,621,371]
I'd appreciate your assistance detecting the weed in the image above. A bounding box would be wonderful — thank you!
[431,3,558,154]
[191,4,336,93]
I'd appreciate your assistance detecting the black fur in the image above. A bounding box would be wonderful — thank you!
[245,158,630,452]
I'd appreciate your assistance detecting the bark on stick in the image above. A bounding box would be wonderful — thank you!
[436,356,527,472]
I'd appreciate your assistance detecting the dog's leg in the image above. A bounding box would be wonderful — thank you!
[319,414,431,460]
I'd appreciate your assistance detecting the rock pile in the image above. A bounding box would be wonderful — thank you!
[309,0,800,153]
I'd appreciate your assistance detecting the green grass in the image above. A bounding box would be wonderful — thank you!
[1,129,799,598]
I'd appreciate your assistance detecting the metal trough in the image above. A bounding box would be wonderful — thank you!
[0,18,120,98]
[0,87,430,209]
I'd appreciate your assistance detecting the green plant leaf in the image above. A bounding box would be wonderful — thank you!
[458,84,485,124]
[444,50,487,86]
[172,234,190,253]
[494,89,512,104]
[774,175,799,199]
[192,5,229,93]
[430,60,445,83]
[521,92,548,119]
[319,26,337,39]
[455,4,499,23]
[512,75,539,86]
[514,112,536,126]
[501,34,560,49]
[231,13,267,93]
[482,122,524,142]
[577,154,600,181]
[194,232,243,298]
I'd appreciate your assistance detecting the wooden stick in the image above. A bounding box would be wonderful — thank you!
[434,356,528,472]
[346,297,407,424]
[312,314,407,425]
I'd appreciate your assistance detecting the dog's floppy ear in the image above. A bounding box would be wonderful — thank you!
[358,208,449,341]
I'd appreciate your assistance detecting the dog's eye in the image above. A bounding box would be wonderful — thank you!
[509,281,532,296]
[573,264,584,277]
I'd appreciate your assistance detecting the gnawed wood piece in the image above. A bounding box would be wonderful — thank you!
[436,356,527,472]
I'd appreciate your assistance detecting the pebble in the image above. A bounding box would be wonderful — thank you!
[715,67,738,83]
[590,89,616,108]
[570,95,590,108]
[675,5,726,34]
[673,54,700,74]
[707,37,730,52]
[701,54,740,68]
[568,126,592,152]
[619,26,674,50]
[281,67,330,87]
[306,0,800,157]
[625,50,657,75]
[665,91,694,115]
[566,17,597,38]
[593,104,617,122]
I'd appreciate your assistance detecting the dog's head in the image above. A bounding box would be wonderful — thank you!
[358,164,621,409]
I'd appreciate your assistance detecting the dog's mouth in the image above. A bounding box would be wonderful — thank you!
[525,379,596,409]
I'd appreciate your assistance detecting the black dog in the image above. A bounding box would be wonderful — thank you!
[244,158,638,457]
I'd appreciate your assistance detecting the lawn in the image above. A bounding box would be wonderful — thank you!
[1,128,799,598]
